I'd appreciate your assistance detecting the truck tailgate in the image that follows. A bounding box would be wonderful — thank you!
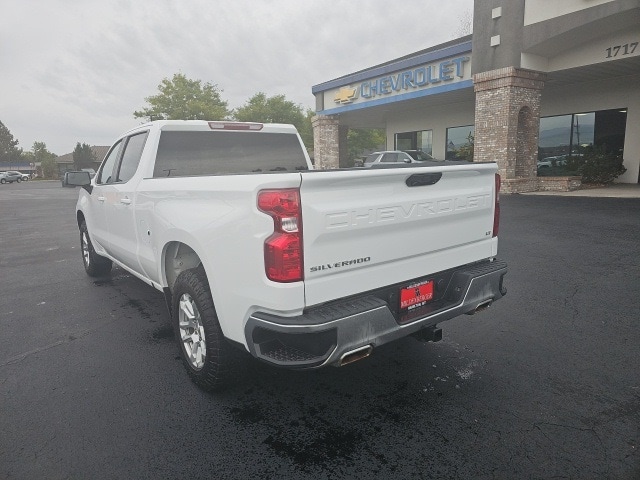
[300,163,498,307]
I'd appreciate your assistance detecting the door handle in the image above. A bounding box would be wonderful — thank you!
[120,198,132,205]
[98,196,106,202]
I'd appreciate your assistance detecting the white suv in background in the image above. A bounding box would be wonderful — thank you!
[7,170,29,181]
[363,151,416,167]
[0,171,23,183]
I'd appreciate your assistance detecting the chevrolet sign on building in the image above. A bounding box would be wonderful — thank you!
[325,53,472,112]
[312,0,640,191]
[334,86,358,104]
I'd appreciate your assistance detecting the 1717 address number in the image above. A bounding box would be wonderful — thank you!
[605,42,638,58]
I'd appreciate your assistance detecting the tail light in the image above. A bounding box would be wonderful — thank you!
[493,173,501,237]
[258,189,303,282]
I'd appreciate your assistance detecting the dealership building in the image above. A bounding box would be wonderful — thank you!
[311,0,640,192]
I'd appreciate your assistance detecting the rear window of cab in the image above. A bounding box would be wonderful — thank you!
[153,131,308,177]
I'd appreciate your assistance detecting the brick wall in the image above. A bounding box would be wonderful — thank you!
[473,67,546,193]
[537,176,582,191]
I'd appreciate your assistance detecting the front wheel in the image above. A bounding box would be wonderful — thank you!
[80,221,112,276]
[173,266,233,392]
[0,179,5,184]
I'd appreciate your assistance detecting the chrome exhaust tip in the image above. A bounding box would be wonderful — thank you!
[340,345,373,366]
[469,299,493,315]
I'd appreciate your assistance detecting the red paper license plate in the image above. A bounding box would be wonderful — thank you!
[399,280,434,312]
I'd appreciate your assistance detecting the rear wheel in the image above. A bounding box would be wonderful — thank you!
[80,221,112,276]
[0,179,6,184]
[173,266,233,392]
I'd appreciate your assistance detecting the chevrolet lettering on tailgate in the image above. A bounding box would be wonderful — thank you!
[325,194,492,229]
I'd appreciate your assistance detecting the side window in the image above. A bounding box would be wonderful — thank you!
[364,153,379,165]
[116,132,148,183]
[381,153,398,163]
[97,141,122,185]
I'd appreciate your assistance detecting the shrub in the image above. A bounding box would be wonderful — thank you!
[564,147,626,184]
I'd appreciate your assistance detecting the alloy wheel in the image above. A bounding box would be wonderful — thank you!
[81,232,90,266]
[178,293,207,370]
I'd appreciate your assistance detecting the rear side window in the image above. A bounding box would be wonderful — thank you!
[117,132,148,183]
[153,131,308,177]
[364,153,379,165]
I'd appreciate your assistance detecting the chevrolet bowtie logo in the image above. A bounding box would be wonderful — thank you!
[334,86,358,104]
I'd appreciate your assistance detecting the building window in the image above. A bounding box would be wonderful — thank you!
[395,130,433,155]
[538,108,627,174]
[446,125,474,160]
[592,109,627,156]
[538,109,627,160]
[538,114,572,160]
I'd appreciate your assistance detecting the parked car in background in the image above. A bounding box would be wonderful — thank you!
[363,150,442,167]
[0,171,23,183]
[537,155,570,170]
[7,170,29,181]
[363,151,421,167]
[403,150,439,162]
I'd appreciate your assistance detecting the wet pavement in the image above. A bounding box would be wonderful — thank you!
[1,181,638,479]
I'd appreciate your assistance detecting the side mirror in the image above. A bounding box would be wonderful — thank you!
[63,171,91,187]
[403,158,412,163]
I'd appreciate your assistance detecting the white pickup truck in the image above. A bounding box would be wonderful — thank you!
[67,120,507,391]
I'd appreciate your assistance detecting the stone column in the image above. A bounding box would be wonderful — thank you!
[473,67,546,193]
[312,115,341,170]
[338,125,349,168]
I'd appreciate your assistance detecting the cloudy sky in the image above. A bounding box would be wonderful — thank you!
[1,0,472,155]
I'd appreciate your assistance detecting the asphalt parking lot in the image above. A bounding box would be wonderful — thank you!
[1,181,639,479]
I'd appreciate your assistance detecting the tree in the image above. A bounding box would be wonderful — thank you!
[234,93,313,148]
[28,141,58,178]
[347,129,386,167]
[455,9,473,37]
[41,156,57,179]
[134,73,230,121]
[453,132,474,162]
[22,141,58,178]
[73,142,96,170]
[298,109,315,152]
[0,120,23,166]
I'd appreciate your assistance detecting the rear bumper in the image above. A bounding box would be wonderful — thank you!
[245,259,507,369]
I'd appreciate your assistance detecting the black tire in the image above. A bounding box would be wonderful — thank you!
[80,221,112,277]
[0,179,6,184]
[172,266,233,392]
[16,178,21,183]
